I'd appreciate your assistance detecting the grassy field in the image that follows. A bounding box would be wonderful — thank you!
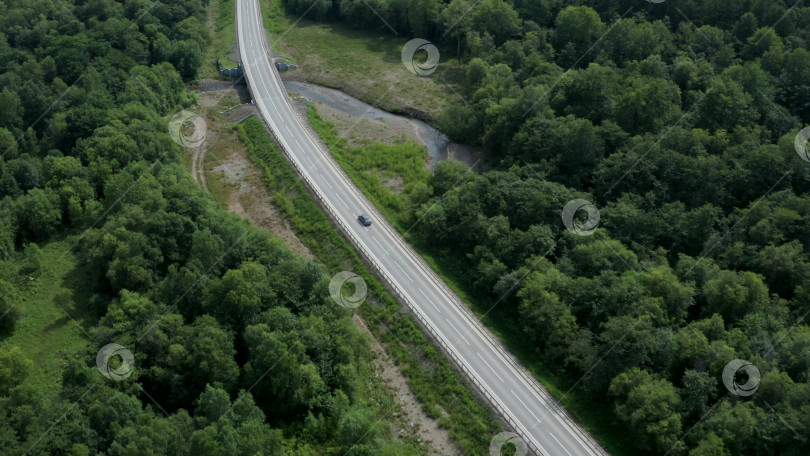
[0,237,94,392]
[260,0,458,118]
[234,116,500,455]
[202,148,235,209]
[305,106,430,227]
[201,0,239,79]
[198,92,249,208]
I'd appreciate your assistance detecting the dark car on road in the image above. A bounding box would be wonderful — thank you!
[358,214,372,227]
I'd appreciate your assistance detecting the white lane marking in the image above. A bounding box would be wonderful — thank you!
[476,352,504,383]
[512,370,598,456]
[393,260,414,283]
[321,174,334,190]
[285,124,292,136]
[511,389,542,425]
[419,288,441,314]
[336,194,350,209]
[446,318,470,346]
[371,235,388,255]
[536,441,553,456]
[562,422,597,456]
[550,432,573,456]
[539,396,554,414]
[510,367,558,414]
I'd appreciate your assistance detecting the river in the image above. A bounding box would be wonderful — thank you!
[283,80,481,169]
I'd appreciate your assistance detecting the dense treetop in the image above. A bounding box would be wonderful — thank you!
[1,0,809,454]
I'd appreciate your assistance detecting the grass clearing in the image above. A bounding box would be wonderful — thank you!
[235,116,500,455]
[201,121,246,207]
[305,106,430,227]
[203,148,236,208]
[202,0,239,79]
[260,0,457,118]
[0,237,94,392]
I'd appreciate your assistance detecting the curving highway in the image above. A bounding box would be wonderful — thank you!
[235,1,608,455]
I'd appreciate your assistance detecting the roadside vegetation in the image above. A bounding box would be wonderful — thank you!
[202,0,240,79]
[305,107,431,228]
[235,116,500,454]
[270,1,810,455]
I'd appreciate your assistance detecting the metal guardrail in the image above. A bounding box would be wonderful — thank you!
[235,2,607,455]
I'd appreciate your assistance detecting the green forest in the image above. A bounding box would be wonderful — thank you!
[2,0,810,455]
[0,1,425,455]
[280,0,810,455]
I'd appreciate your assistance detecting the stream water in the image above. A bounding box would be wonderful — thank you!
[283,80,480,167]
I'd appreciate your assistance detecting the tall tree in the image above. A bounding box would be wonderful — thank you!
[610,367,683,453]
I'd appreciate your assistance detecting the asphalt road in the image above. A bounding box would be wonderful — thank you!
[235,1,608,455]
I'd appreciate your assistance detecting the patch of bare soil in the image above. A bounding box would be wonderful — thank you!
[191,84,315,261]
[378,173,405,194]
[353,315,461,456]
[210,147,316,261]
[223,152,315,261]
